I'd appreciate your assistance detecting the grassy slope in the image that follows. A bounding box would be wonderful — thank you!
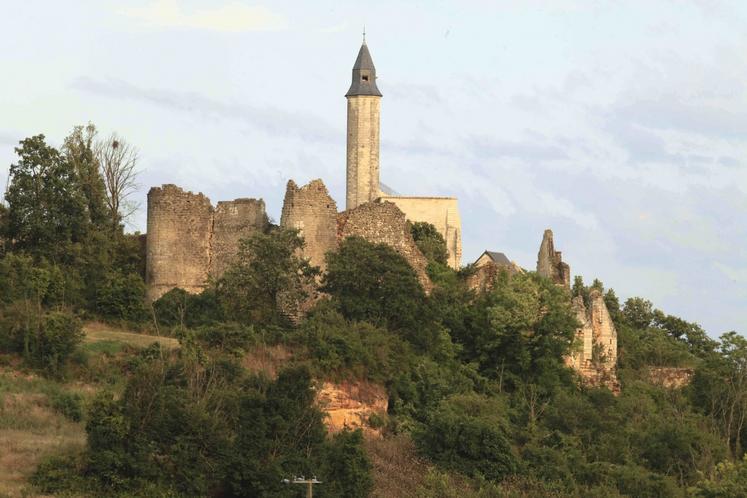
[0,321,174,497]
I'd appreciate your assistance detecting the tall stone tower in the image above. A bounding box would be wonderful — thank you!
[346,40,382,210]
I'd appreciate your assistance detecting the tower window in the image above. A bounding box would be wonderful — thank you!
[361,75,369,81]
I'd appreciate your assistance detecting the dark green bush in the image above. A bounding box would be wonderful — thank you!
[0,302,84,376]
[414,393,518,481]
[153,287,224,328]
[48,389,84,422]
[95,271,148,322]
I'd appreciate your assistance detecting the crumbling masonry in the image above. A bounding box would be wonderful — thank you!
[145,185,268,302]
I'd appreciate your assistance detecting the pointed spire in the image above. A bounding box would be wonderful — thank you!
[345,39,382,97]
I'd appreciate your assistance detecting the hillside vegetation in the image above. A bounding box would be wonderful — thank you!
[1,126,746,497]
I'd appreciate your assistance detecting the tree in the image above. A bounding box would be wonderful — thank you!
[323,236,425,334]
[453,271,577,391]
[411,221,448,265]
[623,297,655,329]
[691,332,747,458]
[217,228,317,325]
[95,133,139,231]
[63,123,108,227]
[5,135,87,260]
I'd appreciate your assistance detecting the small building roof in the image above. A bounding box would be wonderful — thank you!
[478,250,511,266]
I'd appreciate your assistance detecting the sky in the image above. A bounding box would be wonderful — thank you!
[1,0,745,337]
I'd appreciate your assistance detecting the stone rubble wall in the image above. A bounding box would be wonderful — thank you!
[337,200,432,293]
[465,261,523,293]
[145,184,267,302]
[377,195,462,269]
[280,179,338,271]
[212,199,269,278]
[567,290,620,393]
[646,366,694,389]
[537,228,571,288]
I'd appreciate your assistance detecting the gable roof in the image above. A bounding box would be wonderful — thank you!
[479,250,511,266]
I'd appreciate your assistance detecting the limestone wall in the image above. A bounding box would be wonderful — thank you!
[146,185,213,301]
[145,184,268,302]
[377,195,462,269]
[537,229,571,288]
[646,367,694,389]
[212,198,268,278]
[346,95,381,210]
[567,290,619,392]
[337,201,432,293]
[280,179,338,271]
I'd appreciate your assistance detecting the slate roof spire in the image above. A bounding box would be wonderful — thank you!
[346,38,382,97]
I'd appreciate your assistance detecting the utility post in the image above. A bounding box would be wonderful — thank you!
[282,476,322,497]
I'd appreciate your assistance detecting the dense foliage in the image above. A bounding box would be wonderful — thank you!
[2,125,747,497]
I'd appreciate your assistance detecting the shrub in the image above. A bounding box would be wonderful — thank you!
[414,393,518,481]
[48,389,84,422]
[153,287,224,328]
[0,302,84,376]
[95,271,148,322]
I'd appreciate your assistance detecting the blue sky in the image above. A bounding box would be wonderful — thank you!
[1,0,745,336]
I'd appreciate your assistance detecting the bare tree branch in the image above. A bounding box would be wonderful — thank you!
[95,133,140,231]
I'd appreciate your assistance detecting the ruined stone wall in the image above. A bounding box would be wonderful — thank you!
[537,229,570,288]
[146,185,213,301]
[337,201,432,293]
[346,95,381,210]
[280,179,338,271]
[567,290,619,392]
[646,367,694,389]
[212,198,268,278]
[146,184,268,302]
[466,261,523,293]
[377,195,462,269]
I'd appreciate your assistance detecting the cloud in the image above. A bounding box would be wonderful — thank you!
[121,0,286,32]
[71,77,337,142]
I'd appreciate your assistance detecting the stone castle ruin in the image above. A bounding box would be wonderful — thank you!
[145,40,622,389]
[146,40,460,301]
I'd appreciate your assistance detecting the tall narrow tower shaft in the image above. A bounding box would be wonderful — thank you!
[346,41,382,210]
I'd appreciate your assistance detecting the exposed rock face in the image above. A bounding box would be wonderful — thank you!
[567,289,619,392]
[337,201,432,293]
[537,229,570,288]
[646,367,694,389]
[145,184,268,302]
[280,179,338,271]
[316,381,388,438]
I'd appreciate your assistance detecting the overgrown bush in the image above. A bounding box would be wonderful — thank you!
[0,302,83,376]
[153,287,224,328]
[96,271,148,322]
[414,393,518,481]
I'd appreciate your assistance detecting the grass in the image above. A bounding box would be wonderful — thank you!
[83,321,179,350]
[0,371,86,498]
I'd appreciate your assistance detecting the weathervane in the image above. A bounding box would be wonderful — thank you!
[363,25,366,44]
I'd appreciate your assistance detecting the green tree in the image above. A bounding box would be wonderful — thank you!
[63,123,108,228]
[411,221,448,265]
[414,393,518,481]
[324,236,425,334]
[217,228,317,325]
[623,297,655,329]
[453,271,577,391]
[690,454,747,497]
[5,135,87,261]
